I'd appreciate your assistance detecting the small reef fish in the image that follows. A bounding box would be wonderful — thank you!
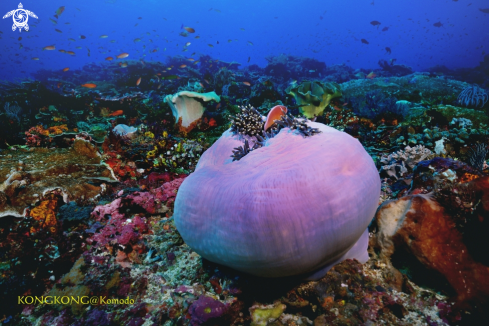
[100,35,108,38]
[55,29,62,33]
[179,64,187,68]
[242,81,251,86]
[66,51,75,55]
[382,27,389,32]
[136,77,141,86]
[59,49,66,53]
[187,58,195,61]
[108,110,124,117]
[32,57,40,60]
[479,8,489,13]
[49,18,57,25]
[361,39,369,44]
[43,45,56,50]
[18,37,22,41]
[117,53,129,59]
[119,62,128,68]
[184,27,195,33]
[62,67,69,72]
[264,105,287,131]
[54,6,65,19]
[370,21,381,27]
[79,35,86,39]
[208,44,214,48]
[81,83,97,88]
[433,22,443,27]
[366,71,377,79]
[247,41,254,45]
[68,38,75,42]
[185,42,191,46]
[385,47,392,54]
[134,38,142,42]
[105,56,113,61]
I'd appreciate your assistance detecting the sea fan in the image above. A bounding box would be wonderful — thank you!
[3,102,22,122]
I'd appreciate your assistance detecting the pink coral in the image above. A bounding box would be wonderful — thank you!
[151,177,187,204]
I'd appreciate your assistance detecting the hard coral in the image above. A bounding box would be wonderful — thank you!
[380,145,434,179]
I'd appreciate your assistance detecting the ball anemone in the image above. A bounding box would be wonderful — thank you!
[173,121,380,279]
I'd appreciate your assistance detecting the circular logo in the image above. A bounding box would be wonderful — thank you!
[14,9,28,28]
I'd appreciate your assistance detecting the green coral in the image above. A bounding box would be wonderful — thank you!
[286,81,342,118]
[250,301,286,326]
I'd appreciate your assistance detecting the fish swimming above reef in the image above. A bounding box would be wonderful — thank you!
[433,22,443,27]
[361,39,369,44]
[370,20,381,27]
[479,8,489,13]
[116,52,129,59]
[54,6,65,19]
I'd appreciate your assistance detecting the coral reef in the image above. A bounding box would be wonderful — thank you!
[2,54,489,326]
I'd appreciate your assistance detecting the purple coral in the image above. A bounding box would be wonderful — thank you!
[189,295,227,325]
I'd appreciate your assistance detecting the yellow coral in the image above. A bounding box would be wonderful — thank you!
[144,131,155,139]
[48,124,68,135]
[146,149,157,159]
[157,140,166,148]
[29,199,58,233]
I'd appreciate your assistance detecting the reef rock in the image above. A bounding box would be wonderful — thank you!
[174,121,380,278]
[0,146,115,217]
[371,172,489,320]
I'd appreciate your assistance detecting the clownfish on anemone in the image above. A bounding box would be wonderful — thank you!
[264,105,288,131]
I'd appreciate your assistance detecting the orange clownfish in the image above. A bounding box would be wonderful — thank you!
[264,105,287,131]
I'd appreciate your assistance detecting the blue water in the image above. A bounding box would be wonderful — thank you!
[1,0,488,81]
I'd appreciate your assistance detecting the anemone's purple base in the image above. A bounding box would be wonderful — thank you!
[174,122,380,278]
